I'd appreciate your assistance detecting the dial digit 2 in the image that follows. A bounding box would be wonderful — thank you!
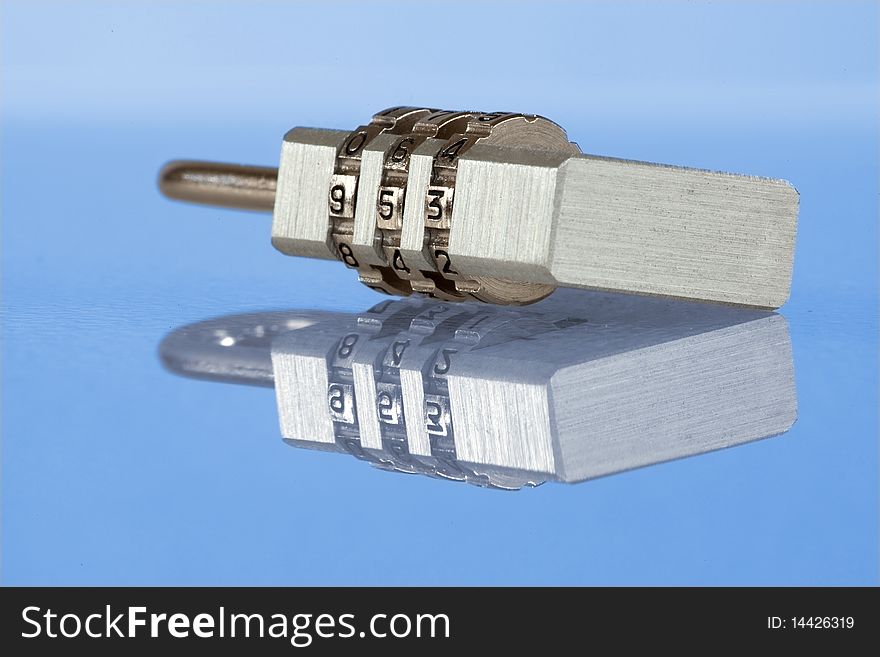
[434,250,457,275]
[433,348,457,375]
[338,243,358,267]
[329,184,346,214]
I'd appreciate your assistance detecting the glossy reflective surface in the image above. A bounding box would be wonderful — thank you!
[2,1,877,585]
[160,293,797,489]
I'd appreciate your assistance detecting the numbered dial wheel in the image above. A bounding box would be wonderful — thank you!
[327,108,579,305]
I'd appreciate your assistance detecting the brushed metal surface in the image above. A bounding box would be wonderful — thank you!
[400,138,445,272]
[351,356,383,451]
[400,367,432,457]
[270,313,364,448]
[551,156,799,307]
[273,351,336,445]
[271,127,347,260]
[352,134,396,268]
[448,376,556,473]
[450,145,568,283]
[550,314,795,480]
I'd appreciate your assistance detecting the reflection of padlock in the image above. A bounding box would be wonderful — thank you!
[160,290,797,490]
[160,107,799,308]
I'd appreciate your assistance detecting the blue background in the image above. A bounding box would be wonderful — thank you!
[2,1,877,585]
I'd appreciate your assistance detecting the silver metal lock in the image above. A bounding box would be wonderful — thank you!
[160,106,799,308]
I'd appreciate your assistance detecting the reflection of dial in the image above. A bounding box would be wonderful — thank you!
[350,300,583,486]
[161,291,796,490]
[325,299,429,471]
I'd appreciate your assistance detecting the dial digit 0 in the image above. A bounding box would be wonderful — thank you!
[344,131,368,155]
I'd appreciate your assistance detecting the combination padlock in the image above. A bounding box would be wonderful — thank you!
[160,106,799,307]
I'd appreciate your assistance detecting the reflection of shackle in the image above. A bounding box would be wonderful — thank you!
[161,290,797,490]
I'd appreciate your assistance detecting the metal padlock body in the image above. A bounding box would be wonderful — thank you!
[271,107,798,308]
[162,107,798,309]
